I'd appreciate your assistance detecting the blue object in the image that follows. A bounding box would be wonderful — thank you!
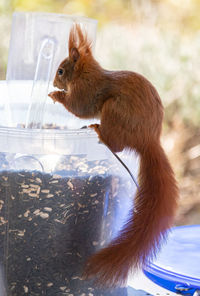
[143,225,200,295]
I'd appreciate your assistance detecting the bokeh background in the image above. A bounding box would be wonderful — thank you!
[1,0,200,226]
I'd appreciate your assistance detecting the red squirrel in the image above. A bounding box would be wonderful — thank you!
[48,24,179,287]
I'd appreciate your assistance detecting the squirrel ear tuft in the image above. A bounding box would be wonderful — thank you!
[69,24,92,60]
[70,47,80,63]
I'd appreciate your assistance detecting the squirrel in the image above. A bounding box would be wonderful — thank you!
[48,24,179,288]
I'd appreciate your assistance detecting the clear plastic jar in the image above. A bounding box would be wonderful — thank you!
[0,81,138,295]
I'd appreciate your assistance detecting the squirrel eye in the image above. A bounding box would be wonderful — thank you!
[58,68,64,76]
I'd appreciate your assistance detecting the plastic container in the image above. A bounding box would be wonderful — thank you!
[0,80,138,295]
[1,12,138,295]
[6,12,97,128]
[144,225,200,295]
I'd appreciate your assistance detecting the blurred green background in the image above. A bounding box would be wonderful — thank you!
[1,0,200,224]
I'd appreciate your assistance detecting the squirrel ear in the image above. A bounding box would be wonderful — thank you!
[70,47,80,63]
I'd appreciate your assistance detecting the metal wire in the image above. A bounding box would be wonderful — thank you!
[105,144,140,190]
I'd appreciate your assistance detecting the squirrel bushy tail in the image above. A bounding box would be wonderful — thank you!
[83,141,178,287]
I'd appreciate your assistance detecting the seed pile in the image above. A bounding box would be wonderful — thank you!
[0,154,130,296]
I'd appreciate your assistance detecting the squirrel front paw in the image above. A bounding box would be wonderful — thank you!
[48,91,59,103]
[48,91,65,104]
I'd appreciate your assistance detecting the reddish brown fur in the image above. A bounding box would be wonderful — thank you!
[48,24,179,287]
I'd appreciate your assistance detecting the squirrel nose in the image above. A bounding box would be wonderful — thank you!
[53,79,57,88]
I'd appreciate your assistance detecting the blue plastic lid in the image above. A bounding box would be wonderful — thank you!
[144,225,200,294]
